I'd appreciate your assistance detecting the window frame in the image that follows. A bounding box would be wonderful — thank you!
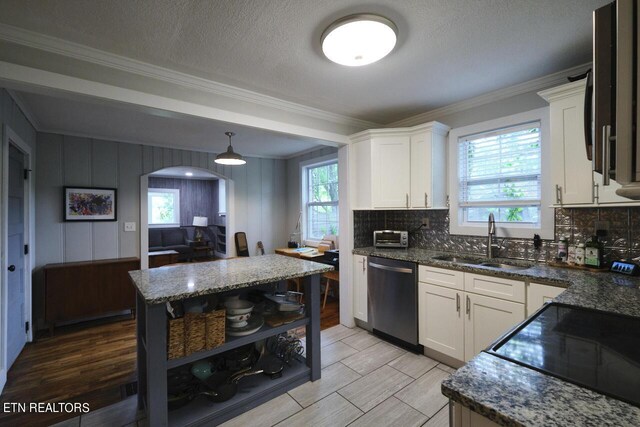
[148,188,181,228]
[448,108,553,239]
[300,155,339,245]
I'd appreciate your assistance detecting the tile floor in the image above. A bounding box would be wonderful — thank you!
[53,325,455,427]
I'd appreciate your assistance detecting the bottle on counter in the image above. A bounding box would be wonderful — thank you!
[584,236,603,268]
[575,244,586,266]
[557,236,568,262]
[567,244,577,264]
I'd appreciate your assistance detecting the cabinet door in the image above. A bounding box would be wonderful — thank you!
[526,282,564,316]
[410,132,431,208]
[372,136,411,208]
[418,283,464,360]
[353,255,368,322]
[464,293,525,361]
[546,83,594,205]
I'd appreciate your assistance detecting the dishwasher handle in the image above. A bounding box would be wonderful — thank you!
[368,262,414,274]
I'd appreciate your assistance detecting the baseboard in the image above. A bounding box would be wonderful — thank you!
[424,347,465,369]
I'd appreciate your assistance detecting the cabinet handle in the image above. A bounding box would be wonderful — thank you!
[555,184,562,204]
[456,293,460,313]
[466,295,470,317]
[446,195,450,208]
[406,193,409,208]
[602,125,611,186]
[362,260,365,272]
[424,193,428,208]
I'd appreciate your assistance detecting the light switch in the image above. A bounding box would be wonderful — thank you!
[124,222,136,232]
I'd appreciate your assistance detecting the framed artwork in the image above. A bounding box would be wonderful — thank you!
[64,187,117,221]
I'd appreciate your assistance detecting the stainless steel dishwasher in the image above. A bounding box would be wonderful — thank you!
[367,256,421,352]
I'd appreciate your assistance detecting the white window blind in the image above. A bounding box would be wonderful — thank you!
[305,161,339,240]
[458,122,541,224]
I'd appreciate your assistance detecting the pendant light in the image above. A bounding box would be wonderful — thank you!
[321,14,397,66]
[215,131,246,165]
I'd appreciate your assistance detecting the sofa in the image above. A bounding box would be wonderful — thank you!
[149,227,193,261]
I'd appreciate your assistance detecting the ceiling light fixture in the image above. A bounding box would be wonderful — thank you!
[185,172,193,176]
[321,14,398,66]
[215,132,246,166]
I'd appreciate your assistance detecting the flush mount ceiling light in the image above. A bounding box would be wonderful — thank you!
[321,14,398,66]
[185,172,193,176]
[215,132,246,165]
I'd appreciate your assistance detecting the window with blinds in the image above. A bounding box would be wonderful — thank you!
[458,122,541,224]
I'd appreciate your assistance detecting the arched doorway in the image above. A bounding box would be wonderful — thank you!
[139,166,234,269]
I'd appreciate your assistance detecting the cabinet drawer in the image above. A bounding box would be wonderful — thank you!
[419,265,464,290]
[464,273,525,303]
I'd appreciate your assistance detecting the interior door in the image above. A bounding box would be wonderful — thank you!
[7,144,26,368]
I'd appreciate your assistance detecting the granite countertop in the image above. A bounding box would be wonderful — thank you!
[353,246,640,426]
[129,254,333,304]
[353,247,640,318]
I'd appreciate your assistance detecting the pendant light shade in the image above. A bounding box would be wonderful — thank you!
[215,132,246,165]
[321,14,397,66]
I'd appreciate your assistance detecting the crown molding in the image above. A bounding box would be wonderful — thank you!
[349,120,451,141]
[5,88,40,129]
[0,23,379,131]
[538,79,586,103]
[389,62,592,128]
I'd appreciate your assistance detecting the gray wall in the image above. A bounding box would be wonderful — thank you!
[430,90,550,129]
[35,132,288,268]
[148,177,219,228]
[285,147,339,242]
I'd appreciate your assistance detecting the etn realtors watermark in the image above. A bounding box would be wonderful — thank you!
[3,402,90,413]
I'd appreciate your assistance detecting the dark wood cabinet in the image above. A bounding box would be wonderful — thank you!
[44,257,140,332]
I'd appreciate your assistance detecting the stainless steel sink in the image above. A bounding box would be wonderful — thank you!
[432,255,532,271]
[479,262,530,271]
[432,255,483,265]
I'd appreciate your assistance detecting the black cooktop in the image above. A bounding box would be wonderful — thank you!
[485,303,640,407]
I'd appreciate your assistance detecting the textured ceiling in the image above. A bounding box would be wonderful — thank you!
[0,0,609,124]
[15,90,324,158]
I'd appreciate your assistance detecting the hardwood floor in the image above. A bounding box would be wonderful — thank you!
[0,298,340,426]
[0,318,137,426]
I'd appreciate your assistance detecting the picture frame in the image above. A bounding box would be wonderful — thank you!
[64,187,117,222]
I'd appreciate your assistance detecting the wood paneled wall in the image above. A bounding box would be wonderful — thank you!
[148,177,219,227]
[35,133,288,267]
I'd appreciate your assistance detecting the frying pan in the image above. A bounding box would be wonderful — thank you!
[199,357,284,402]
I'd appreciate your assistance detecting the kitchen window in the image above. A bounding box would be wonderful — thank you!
[302,160,339,242]
[148,188,180,228]
[449,109,553,239]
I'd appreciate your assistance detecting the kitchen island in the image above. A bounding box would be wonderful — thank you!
[128,254,333,426]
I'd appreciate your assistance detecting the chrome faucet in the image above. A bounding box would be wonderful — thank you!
[487,213,497,258]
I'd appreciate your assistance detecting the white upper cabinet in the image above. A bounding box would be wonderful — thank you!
[539,81,637,206]
[539,81,594,206]
[350,121,450,210]
[410,124,449,209]
[372,135,412,208]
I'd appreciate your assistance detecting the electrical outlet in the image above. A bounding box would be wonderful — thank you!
[124,222,136,232]
[421,217,430,229]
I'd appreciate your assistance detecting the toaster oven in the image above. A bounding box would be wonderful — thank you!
[373,230,408,248]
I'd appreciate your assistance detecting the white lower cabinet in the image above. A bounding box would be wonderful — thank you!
[419,266,525,362]
[526,282,564,316]
[418,283,464,360]
[463,293,525,361]
[453,403,501,427]
[353,254,368,322]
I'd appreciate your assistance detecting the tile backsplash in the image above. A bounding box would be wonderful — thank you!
[354,207,640,263]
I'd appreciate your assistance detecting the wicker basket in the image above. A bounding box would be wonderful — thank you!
[205,309,226,350]
[167,317,185,360]
[184,312,207,355]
